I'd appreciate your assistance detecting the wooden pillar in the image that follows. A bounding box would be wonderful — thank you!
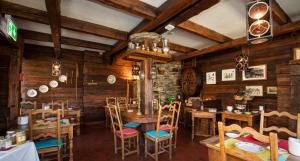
[141,58,153,115]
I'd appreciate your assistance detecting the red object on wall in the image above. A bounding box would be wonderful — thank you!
[19,73,23,81]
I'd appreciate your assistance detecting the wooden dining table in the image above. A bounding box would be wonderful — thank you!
[200,136,300,161]
[122,109,158,124]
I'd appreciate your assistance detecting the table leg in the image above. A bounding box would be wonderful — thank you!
[248,119,253,127]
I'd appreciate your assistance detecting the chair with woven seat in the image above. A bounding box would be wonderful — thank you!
[145,104,175,161]
[218,122,278,161]
[20,101,37,115]
[107,104,140,160]
[29,109,63,161]
[260,110,300,139]
[159,101,181,149]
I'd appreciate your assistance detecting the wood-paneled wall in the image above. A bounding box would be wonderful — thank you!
[22,45,133,123]
[183,33,300,112]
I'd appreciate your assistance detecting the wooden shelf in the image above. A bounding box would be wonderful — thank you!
[120,49,173,63]
[289,59,300,65]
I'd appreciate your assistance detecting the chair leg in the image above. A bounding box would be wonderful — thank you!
[114,135,117,154]
[137,134,140,155]
[144,138,148,158]
[57,148,61,161]
[169,138,172,159]
[192,117,195,141]
[155,141,158,161]
[122,139,125,160]
[174,129,178,149]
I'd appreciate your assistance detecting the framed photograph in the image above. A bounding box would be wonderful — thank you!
[293,48,300,60]
[242,65,267,81]
[222,69,236,81]
[246,86,263,96]
[267,86,277,94]
[206,72,216,85]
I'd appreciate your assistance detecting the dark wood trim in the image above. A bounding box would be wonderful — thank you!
[45,0,61,58]
[176,20,300,60]
[88,0,157,20]
[20,30,112,51]
[272,0,291,25]
[178,20,231,43]
[0,1,128,41]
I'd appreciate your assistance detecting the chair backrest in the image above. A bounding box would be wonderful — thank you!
[20,101,37,115]
[218,122,278,161]
[155,104,176,138]
[170,101,181,129]
[106,97,117,106]
[29,109,61,145]
[260,111,300,139]
[107,105,124,136]
[117,97,128,112]
[42,100,65,117]
[152,99,159,111]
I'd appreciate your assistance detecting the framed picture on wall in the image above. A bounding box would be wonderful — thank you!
[242,65,267,81]
[222,69,236,81]
[245,86,263,96]
[206,72,216,85]
[267,86,277,94]
[293,48,300,60]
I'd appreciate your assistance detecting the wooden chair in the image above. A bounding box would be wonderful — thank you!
[192,111,216,140]
[117,97,128,112]
[107,104,139,160]
[260,111,300,139]
[145,104,175,161]
[105,97,117,128]
[29,109,62,161]
[218,122,278,161]
[20,101,37,115]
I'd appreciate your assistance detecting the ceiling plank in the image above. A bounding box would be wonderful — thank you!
[177,20,231,43]
[88,0,157,20]
[0,1,128,40]
[176,20,300,60]
[107,0,200,58]
[20,30,112,51]
[272,0,291,25]
[45,0,61,58]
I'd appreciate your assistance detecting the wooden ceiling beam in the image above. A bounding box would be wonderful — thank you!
[88,0,157,20]
[178,20,231,43]
[107,0,202,58]
[20,30,112,51]
[45,0,61,58]
[0,1,128,40]
[176,20,300,60]
[272,0,291,25]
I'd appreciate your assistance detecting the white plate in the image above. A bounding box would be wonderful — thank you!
[27,89,37,97]
[226,132,240,138]
[39,85,49,93]
[49,80,59,88]
[107,75,116,84]
[59,75,67,82]
[235,142,264,153]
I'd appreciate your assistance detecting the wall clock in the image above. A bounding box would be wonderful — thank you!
[181,68,202,97]
[107,75,116,84]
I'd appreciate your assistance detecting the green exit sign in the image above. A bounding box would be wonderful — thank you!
[7,18,17,41]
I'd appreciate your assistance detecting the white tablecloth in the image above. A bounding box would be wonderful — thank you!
[0,142,40,161]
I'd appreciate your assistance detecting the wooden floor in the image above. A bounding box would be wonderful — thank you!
[73,123,209,161]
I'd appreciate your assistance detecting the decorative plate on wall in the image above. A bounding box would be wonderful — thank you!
[27,89,37,97]
[107,75,116,84]
[39,85,49,93]
[59,75,67,82]
[49,80,59,88]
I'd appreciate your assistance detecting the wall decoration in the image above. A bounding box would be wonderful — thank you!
[181,67,202,97]
[222,69,236,81]
[27,89,37,98]
[39,85,49,93]
[107,75,116,84]
[293,48,300,60]
[49,80,59,88]
[242,65,267,81]
[206,72,216,85]
[245,86,263,96]
[267,86,277,94]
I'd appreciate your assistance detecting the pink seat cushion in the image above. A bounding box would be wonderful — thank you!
[159,124,173,132]
[116,128,138,137]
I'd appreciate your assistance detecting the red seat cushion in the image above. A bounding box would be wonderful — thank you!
[159,124,173,132]
[116,128,138,137]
